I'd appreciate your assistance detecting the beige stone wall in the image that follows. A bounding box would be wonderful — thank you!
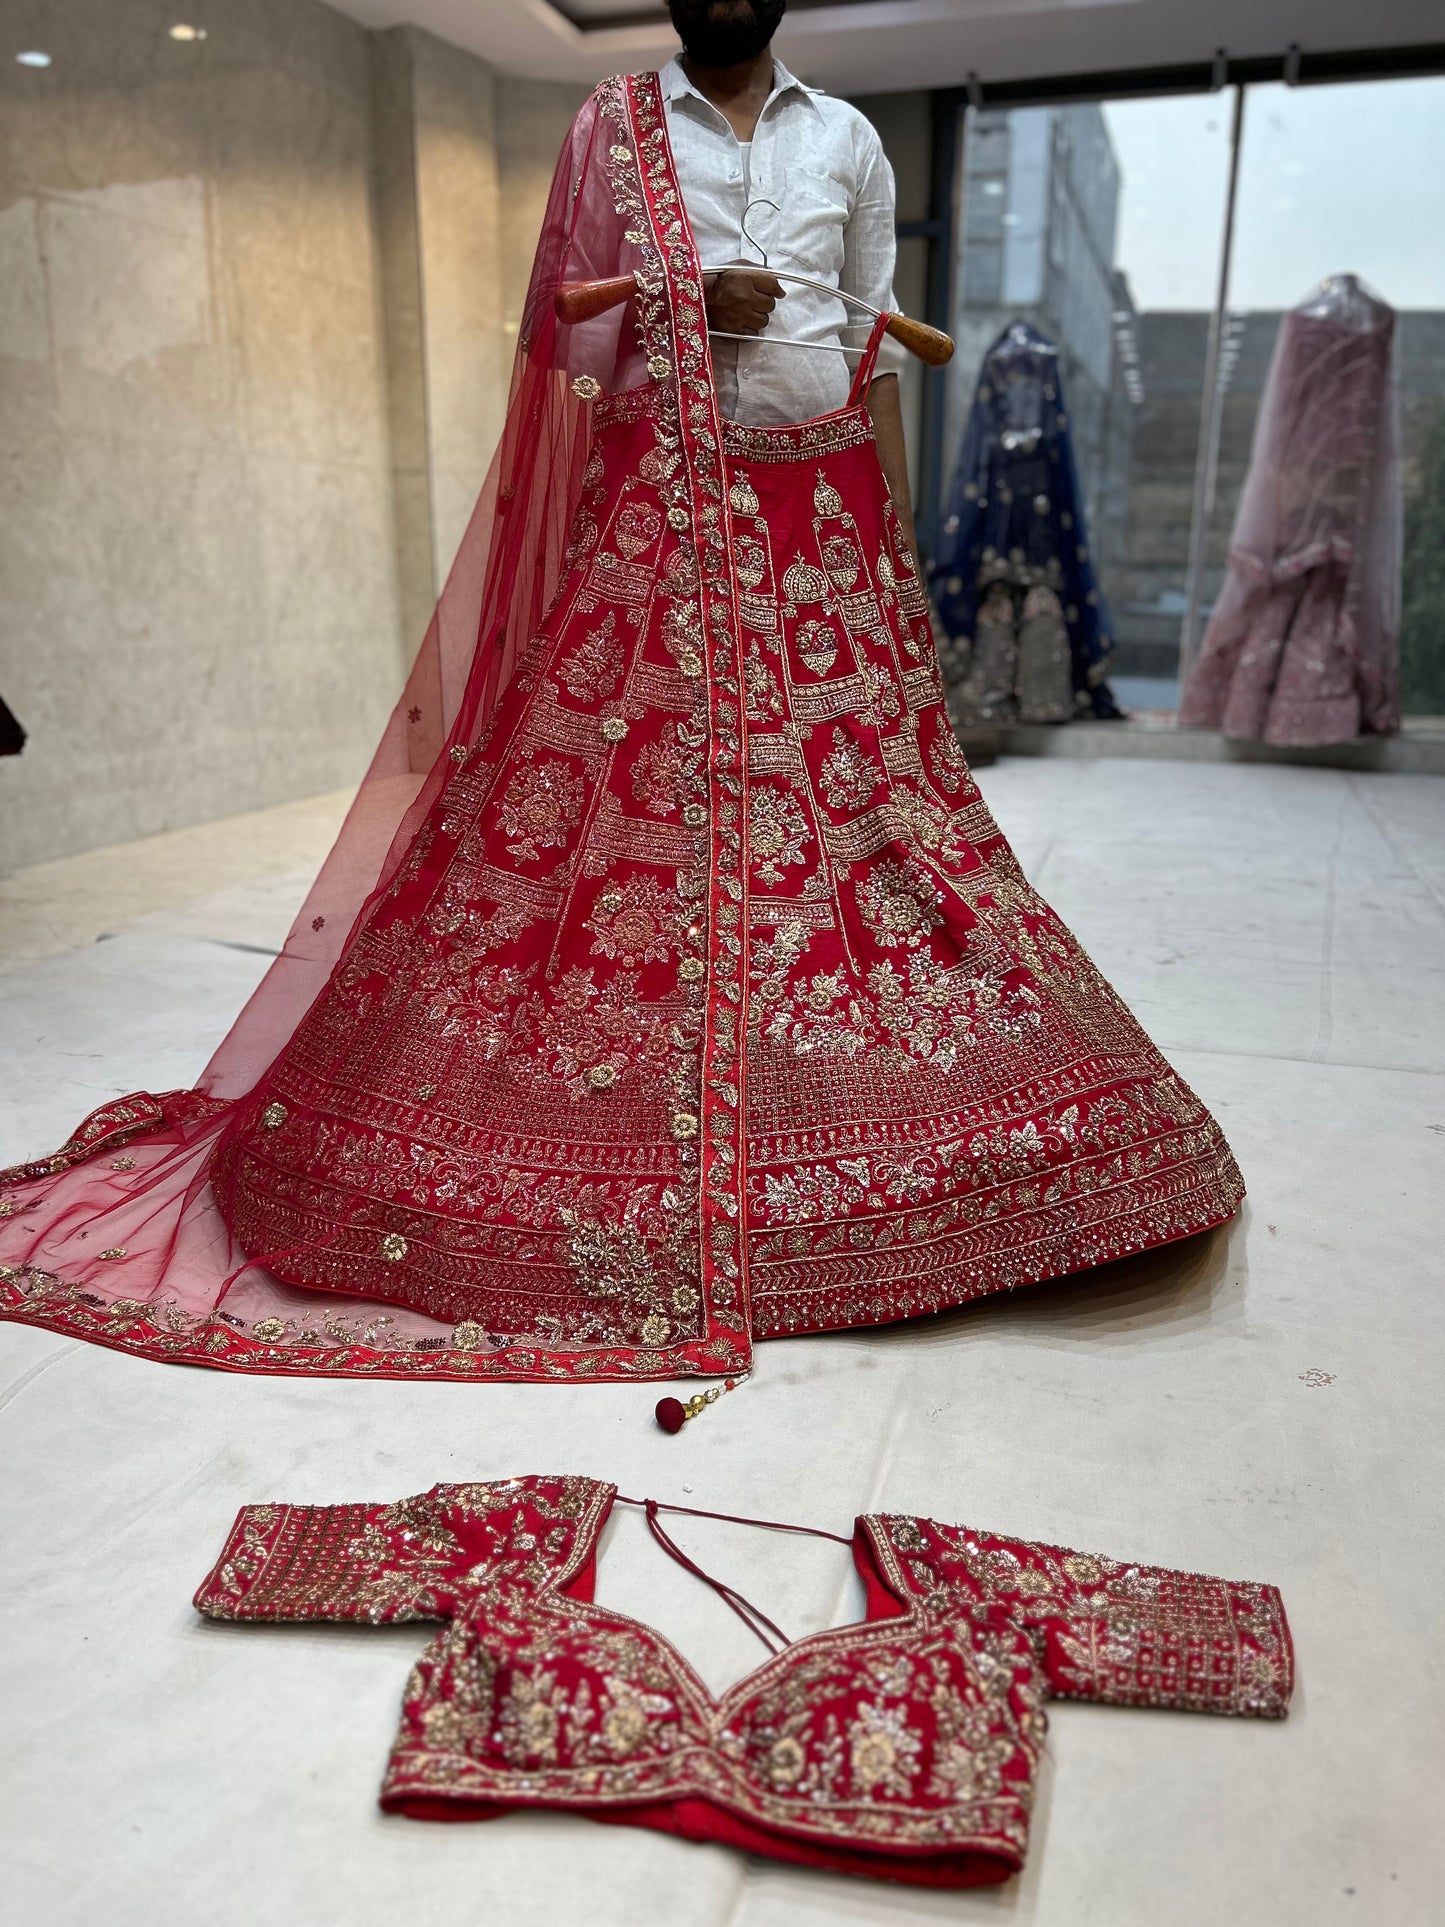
[0,1,583,871]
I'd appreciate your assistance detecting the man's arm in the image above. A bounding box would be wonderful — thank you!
[844,124,920,568]
[865,372,920,573]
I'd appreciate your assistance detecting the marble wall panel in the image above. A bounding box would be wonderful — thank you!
[408,29,505,586]
[0,1,583,872]
[0,200,51,368]
[364,36,583,646]
[0,0,403,872]
[368,29,436,655]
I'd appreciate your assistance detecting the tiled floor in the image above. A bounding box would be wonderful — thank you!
[3,758,1443,1925]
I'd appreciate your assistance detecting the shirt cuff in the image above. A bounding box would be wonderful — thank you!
[875,330,909,380]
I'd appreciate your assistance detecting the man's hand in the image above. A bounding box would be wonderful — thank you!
[705,268,784,336]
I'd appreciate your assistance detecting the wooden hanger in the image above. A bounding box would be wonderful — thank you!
[554,268,954,367]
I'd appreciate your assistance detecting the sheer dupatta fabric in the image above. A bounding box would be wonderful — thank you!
[0,76,752,1383]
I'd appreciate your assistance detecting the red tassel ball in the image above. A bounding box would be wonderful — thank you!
[655,1396,687,1434]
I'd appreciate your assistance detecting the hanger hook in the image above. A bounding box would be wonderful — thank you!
[740,195,780,270]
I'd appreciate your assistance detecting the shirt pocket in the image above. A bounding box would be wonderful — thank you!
[778,177,850,280]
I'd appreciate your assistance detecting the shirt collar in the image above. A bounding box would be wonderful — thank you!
[658,54,820,116]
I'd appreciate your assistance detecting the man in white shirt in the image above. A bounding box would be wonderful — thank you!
[663,0,919,566]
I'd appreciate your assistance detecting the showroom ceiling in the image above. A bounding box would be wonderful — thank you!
[324,0,1443,92]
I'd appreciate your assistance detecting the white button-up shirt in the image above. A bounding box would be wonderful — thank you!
[660,55,904,426]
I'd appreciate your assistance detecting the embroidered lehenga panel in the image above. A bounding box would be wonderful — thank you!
[0,73,1242,1382]
[193,1475,1293,1886]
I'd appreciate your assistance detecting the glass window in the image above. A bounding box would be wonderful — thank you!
[944,96,1235,712]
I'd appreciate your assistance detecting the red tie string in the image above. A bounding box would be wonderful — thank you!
[615,1494,854,1654]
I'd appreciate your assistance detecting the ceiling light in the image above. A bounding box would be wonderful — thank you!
[169,23,207,41]
[16,49,52,67]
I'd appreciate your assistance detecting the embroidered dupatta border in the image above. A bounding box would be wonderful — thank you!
[622,71,753,1377]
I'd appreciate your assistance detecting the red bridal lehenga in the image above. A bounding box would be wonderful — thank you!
[0,73,1244,1384]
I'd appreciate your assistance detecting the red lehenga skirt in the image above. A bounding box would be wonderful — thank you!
[0,370,1243,1381]
[0,73,1241,1384]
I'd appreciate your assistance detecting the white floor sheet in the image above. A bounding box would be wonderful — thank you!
[3,757,1442,1925]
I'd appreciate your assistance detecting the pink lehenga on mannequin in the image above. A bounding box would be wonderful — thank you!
[1180,274,1401,746]
[0,74,1244,1386]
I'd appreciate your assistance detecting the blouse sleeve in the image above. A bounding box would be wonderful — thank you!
[193,1475,614,1625]
[880,1516,1293,1718]
[991,1532,1293,1718]
[192,1489,486,1625]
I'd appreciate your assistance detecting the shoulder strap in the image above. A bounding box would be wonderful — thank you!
[846,312,893,407]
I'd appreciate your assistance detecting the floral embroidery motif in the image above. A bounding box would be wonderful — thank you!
[743,642,784,721]
[586,877,683,966]
[855,857,944,949]
[818,727,882,811]
[630,723,700,816]
[821,535,861,592]
[500,759,586,863]
[614,501,662,560]
[531,968,662,1096]
[565,509,599,569]
[559,612,623,701]
[734,534,767,590]
[795,619,839,676]
[926,707,970,796]
[848,1697,923,1797]
[749,787,811,886]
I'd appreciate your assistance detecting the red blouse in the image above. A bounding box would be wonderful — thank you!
[194,1476,1292,1888]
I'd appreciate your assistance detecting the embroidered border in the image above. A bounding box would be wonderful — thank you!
[525,694,609,760]
[750,898,837,929]
[721,411,875,463]
[788,674,870,726]
[627,73,752,1364]
[585,793,706,868]
[629,660,703,715]
[747,734,808,778]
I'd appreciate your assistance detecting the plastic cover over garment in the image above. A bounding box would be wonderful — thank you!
[1180,275,1401,746]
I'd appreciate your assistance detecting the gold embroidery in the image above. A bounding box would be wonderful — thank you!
[788,672,870,725]
[500,759,586,862]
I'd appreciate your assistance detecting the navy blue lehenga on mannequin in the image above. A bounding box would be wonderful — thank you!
[930,321,1122,724]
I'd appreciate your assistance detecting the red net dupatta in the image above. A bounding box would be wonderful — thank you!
[0,75,749,1385]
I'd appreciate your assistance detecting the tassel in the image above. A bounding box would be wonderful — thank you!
[655,1371,750,1433]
